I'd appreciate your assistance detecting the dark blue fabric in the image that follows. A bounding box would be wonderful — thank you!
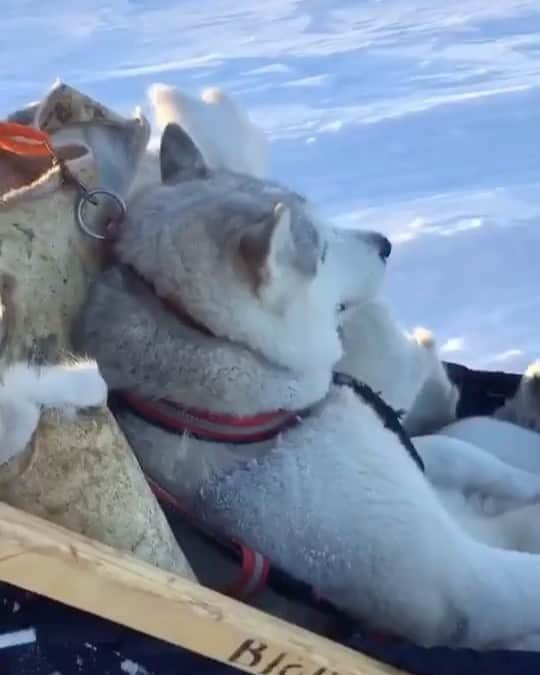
[0,582,236,674]
[1,581,540,675]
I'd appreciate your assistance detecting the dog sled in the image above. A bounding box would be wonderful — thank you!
[0,84,539,675]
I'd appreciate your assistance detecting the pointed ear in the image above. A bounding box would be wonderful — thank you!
[159,122,208,184]
[238,202,318,299]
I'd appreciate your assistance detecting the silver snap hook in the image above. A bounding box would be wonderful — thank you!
[76,188,127,240]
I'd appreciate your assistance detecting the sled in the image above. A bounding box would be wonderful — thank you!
[1,360,537,675]
[1,86,538,675]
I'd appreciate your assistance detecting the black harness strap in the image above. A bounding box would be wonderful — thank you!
[332,372,425,472]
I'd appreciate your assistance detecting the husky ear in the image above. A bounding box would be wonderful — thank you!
[160,122,208,184]
[238,202,318,299]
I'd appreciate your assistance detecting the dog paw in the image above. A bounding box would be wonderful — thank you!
[519,360,540,430]
[412,326,436,350]
[496,360,540,431]
[524,360,540,398]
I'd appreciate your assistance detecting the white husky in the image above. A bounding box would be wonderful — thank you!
[75,112,540,650]
[0,361,107,466]
[337,299,540,542]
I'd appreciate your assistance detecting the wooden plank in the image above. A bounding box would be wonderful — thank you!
[0,502,405,675]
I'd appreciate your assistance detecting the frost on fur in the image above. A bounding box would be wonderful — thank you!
[0,360,107,465]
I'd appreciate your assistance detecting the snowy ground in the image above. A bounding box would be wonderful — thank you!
[3,0,539,371]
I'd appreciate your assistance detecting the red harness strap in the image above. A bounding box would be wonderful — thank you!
[120,391,301,599]
[116,272,303,601]
[120,391,300,444]
[146,475,270,599]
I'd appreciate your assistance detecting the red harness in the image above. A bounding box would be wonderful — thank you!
[145,475,271,599]
[120,390,300,599]
[110,268,396,639]
[116,276,306,599]
[120,391,301,444]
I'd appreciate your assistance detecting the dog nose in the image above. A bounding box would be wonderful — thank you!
[370,233,392,260]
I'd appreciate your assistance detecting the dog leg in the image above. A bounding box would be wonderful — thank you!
[347,500,540,649]
[0,361,107,464]
[403,328,459,435]
[486,502,540,553]
[440,415,540,475]
[414,434,540,510]
[3,360,107,415]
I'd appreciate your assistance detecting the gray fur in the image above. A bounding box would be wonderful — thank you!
[160,122,208,183]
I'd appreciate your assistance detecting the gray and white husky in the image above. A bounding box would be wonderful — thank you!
[78,121,540,650]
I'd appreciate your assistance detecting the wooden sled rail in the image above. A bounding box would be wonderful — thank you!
[0,502,404,675]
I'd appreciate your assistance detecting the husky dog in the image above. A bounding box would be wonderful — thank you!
[0,360,107,466]
[337,298,540,483]
[336,298,540,570]
[337,300,459,436]
[79,121,540,650]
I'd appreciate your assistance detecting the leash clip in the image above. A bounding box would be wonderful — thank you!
[59,161,126,241]
[76,188,127,241]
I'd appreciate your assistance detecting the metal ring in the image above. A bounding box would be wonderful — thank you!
[76,188,127,240]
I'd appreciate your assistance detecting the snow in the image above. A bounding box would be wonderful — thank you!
[0,628,36,649]
[120,659,147,675]
[1,0,539,372]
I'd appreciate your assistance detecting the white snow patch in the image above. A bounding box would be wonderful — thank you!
[120,659,148,675]
[0,628,36,649]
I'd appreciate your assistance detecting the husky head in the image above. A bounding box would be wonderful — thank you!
[117,123,390,374]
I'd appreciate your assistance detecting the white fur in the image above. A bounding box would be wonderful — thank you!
[80,116,540,649]
[336,291,540,554]
[132,83,269,193]
[494,360,540,431]
[0,361,107,465]
[149,84,268,178]
[197,383,540,649]
[337,299,459,434]
[439,416,540,474]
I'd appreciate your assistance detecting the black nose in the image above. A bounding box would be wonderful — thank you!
[371,233,392,260]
